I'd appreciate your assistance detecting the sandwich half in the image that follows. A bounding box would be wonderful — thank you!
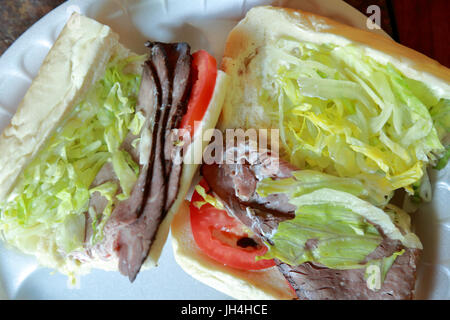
[171,6,450,299]
[0,13,228,283]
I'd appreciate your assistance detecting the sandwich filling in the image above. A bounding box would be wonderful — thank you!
[106,42,194,282]
[225,38,450,203]
[190,141,422,299]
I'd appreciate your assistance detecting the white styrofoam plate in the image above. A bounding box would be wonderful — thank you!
[0,0,448,300]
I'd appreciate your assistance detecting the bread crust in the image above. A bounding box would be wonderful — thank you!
[0,13,120,203]
[222,6,450,94]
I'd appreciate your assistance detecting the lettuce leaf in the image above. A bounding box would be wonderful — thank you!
[258,188,421,269]
[256,169,386,206]
[0,54,146,276]
[88,181,119,244]
[259,200,383,269]
[256,169,422,280]
[192,185,225,210]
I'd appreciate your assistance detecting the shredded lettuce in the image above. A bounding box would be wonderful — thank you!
[193,185,225,210]
[256,39,448,198]
[0,54,146,276]
[430,99,450,170]
[435,147,450,170]
[430,99,450,140]
[88,181,119,245]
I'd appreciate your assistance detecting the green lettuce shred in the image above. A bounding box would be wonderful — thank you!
[256,169,387,206]
[88,181,119,245]
[258,200,383,269]
[193,185,225,210]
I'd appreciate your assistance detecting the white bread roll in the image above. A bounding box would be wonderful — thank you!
[171,5,450,300]
[0,13,121,203]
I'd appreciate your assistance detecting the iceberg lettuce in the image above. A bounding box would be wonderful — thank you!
[258,187,421,269]
[257,39,449,199]
[256,171,421,280]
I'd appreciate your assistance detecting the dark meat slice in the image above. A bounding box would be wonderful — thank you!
[277,248,421,300]
[201,141,421,300]
[144,42,192,212]
[202,163,294,242]
[163,43,192,211]
[201,143,296,241]
[115,43,170,281]
[116,43,192,281]
[107,61,161,227]
[166,43,192,129]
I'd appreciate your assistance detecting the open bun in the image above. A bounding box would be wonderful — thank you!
[171,6,450,300]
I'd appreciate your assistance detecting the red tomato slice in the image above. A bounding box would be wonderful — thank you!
[179,50,217,136]
[189,179,276,270]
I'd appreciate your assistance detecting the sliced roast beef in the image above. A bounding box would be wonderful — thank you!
[163,43,192,211]
[201,142,296,241]
[277,247,420,300]
[115,44,168,280]
[115,43,192,281]
[200,141,421,300]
